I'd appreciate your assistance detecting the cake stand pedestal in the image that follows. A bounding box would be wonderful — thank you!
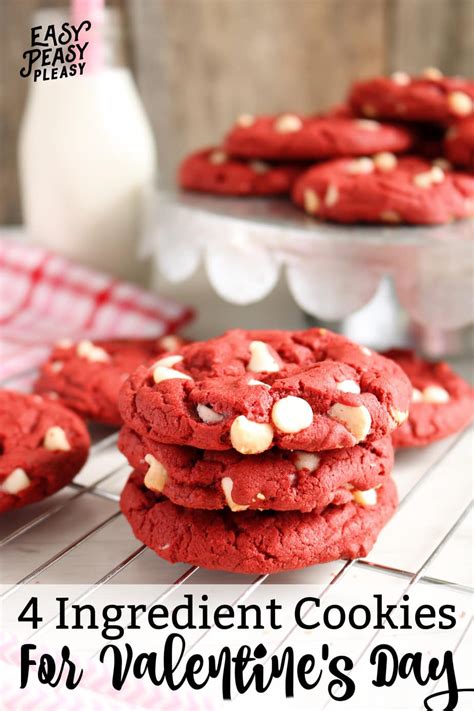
[143,191,474,357]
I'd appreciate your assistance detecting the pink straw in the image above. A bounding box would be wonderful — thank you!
[71,0,105,73]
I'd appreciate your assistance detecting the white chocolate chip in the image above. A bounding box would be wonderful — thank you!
[248,378,271,389]
[256,492,266,501]
[432,158,452,171]
[152,366,192,384]
[157,543,170,551]
[413,171,435,189]
[144,454,168,493]
[447,91,473,117]
[271,396,313,434]
[336,379,361,394]
[50,361,63,373]
[274,113,302,133]
[328,403,371,442]
[380,210,402,223]
[361,105,378,118]
[352,488,377,507]
[56,339,73,348]
[412,387,423,403]
[46,391,59,400]
[303,188,320,215]
[230,416,273,454]
[76,340,110,363]
[247,341,280,373]
[422,67,443,80]
[221,477,249,511]
[294,451,320,472]
[325,184,339,207]
[43,426,71,452]
[356,119,380,131]
[250,160,270,174]
[347,157,374,174]
[361,346,372,356]
[423,385,450,404]
[153,354,183,368]
[159,335,182,351]
[391,71,411,86]
[389,407,409,425]
[373,152,397,171]
[237,113,255,127]
[209,150,227,165]
[197,403,224,424]
[1,468,31,494]
[430,166,445,183]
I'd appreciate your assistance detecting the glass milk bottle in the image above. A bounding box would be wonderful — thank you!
[18,8,157,282]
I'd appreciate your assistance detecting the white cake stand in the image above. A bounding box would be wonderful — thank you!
[143,190,474,356]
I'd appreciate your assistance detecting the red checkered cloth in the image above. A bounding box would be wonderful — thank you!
[0,239,194,383]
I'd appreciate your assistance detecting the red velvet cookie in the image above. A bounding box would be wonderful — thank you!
[119,329,412,453]
[35,335,186,426]
[444,118,474,169]
[349,71,474,124]
[178,147,304,195]
[0,391,90,513]
[224,113,413,161]
[120,470,397,574]
[292,156,474,224]
[383,350,474,448]
[119,426,394,513]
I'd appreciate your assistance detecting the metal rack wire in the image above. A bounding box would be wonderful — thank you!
[1,364,473,703]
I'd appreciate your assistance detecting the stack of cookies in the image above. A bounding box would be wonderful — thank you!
[118,328,413,574]
[178,69,474,225]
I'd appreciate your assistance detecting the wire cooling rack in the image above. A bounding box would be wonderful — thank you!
[1,363,473,705]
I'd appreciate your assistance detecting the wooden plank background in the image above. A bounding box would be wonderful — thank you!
[1,0,473,224]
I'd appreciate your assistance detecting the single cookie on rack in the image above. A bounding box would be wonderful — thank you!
[349,70,474,123]
[119,426,394,513]
[119,328,412,453]
[0,391,90,513]
[444,118,474,169]
[292,156,474,224]
[34,335,186,426]
[120,470,397,574]
[178,147,304,195]
[383,350,474,448]
[224,114,414,160]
